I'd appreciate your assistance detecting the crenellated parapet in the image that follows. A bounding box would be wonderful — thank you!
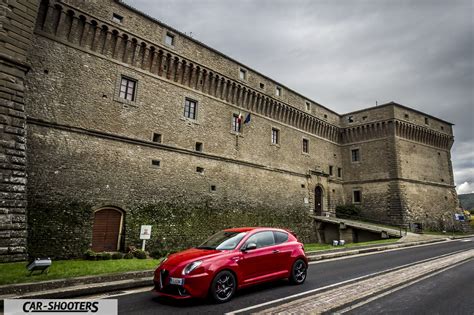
[394,120,453,150]
[340,120,393,145]
[35,0,340,143]
[340,119,453,150]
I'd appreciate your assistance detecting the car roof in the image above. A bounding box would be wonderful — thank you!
[223,227,286,233]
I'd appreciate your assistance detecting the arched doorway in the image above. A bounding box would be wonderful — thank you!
[315,186,323,216]
[91,208,123,252]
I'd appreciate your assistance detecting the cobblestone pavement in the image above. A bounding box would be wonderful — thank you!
[256,249,474,314]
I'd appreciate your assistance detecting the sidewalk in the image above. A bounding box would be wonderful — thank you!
[1,235,471,305]
[255,249,474,314]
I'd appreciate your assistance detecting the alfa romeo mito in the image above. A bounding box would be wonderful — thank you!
[153,227,308,303]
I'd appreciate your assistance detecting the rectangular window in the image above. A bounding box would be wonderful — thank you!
[271,128,279,145]
[232,113,242,133]
[239,68,247,80]
[195,142,203,152]
[302,138,309,153]
[329,165,333,176]
[119,77,136,101]
[151,159,161,167]
[275,86,281,96]
[260,83,265,89]
[305,101,311,111]
[353,190,362,203]
[338,167,342,178]
[196,167,204,174]
[425,117,429,124]
[184,98,197,120]
[152,133,162,143]
[165,33,175,46]
[112,13,123,24]
[351,149,360,162]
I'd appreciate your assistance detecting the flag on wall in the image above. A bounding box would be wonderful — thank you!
[244,113,251,124]
[237,112,243,124]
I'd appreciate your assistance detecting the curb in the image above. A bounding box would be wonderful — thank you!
[306,238,448,261]
[0,270,154,296]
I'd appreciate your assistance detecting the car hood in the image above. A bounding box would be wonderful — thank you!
[164,248,222,266]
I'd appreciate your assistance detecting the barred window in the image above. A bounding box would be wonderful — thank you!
[119,77,136,101]
[302,138,309,153]
[271,128,279,145]
[184,99,197,120]
[351,149,360,162]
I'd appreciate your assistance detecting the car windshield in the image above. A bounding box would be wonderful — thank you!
[197,231,247,250]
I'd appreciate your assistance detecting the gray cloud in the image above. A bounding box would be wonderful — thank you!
[127,0,473,190]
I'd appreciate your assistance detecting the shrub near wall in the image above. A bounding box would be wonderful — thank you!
[126,203,313,254]
[28,201,93,259]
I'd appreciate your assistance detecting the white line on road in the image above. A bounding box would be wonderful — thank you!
[308,238,457,264]
[226,248,470,315]
[336,257,474,314]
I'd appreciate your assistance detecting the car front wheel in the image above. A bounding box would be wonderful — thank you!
[289,259,307,284]
[210,270,236,303]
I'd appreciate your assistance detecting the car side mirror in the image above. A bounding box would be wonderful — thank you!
[243,243,257,251]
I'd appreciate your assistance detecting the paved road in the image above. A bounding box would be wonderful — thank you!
[113,239,473,314]
[345,257,474,315]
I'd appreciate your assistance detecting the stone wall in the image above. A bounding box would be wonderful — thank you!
[15,0,460,259]
[0,0,39,262]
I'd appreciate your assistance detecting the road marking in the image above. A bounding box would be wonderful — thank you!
[460,239,472,242]
[226,248,470,315]
[308,239,452,264]
[336,256,473,314]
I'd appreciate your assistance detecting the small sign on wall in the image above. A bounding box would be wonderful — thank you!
[304,197,309,204]
[140,225,152,240]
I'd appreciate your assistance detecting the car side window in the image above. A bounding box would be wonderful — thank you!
[244,231,275,249]
[273,231,288,245]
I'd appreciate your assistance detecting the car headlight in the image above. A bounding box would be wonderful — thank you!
[182,260,202,275]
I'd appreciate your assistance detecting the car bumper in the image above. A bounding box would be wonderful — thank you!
[153,267,211,299]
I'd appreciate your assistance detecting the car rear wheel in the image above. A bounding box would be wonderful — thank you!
[210,270,236,303]
[289,259,307,284]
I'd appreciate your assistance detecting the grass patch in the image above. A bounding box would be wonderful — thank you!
[0,258,161,286]
[305,238,399,252]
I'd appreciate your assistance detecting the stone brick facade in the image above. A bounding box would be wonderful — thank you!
[0,0,458,261]
[0,0,39,262]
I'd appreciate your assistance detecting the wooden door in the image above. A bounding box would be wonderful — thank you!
[91,209,122,252]
[315,186,323,216]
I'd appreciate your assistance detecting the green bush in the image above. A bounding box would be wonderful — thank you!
[149,249,169,259]
[133,250,147,259]
[123,252,134,259]
[111,252,123,260]
[84,249,97,261]
[336,205,361,217]
[101,252,112,260]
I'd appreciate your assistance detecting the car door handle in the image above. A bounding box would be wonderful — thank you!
[272,250,280,254]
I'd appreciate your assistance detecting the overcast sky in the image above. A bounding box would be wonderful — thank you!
[127,0,473,194]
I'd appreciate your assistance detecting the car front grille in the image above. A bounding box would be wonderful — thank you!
[159,269,168,289]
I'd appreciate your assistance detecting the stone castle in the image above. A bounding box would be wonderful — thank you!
[0,0,458,262]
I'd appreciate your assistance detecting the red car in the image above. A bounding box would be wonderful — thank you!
[153,227,308,303]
